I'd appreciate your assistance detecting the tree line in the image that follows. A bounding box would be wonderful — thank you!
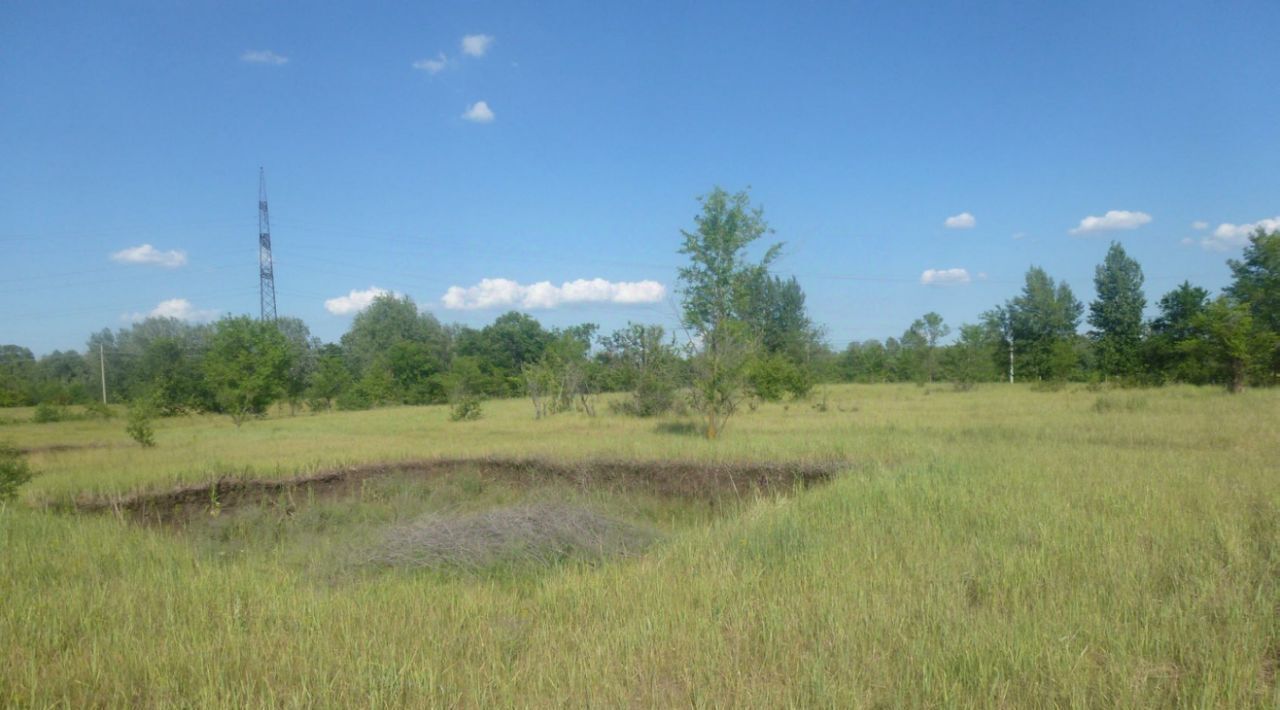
[1,189,1277,429]
[836,232,1279,393]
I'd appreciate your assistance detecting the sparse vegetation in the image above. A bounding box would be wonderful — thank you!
[0,443,33,502]
[125,397,157,448]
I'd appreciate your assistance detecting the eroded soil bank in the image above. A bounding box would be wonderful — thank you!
[66,457,848,525]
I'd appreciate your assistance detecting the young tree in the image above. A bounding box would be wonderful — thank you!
[678,187,779,439]
[599,324,682,416]
[1088,242,1146,380]
[203,316,293,426]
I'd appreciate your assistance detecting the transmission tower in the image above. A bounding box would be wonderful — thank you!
[257,167,278,321]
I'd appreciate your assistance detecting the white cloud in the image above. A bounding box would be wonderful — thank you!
[110,243,187,268]
[1069,210,1152,234]
[462,100,495,123]
[442,277,666,310]
[1191,220,1209,230]
[324,286,397,315]
[1012,232,1027,240]
[1180,237,1195,246]
[944,212,976,229]
[460,34,494,57]
[920,268,971,287]
[126,298,217,323]
[241,49,289,65]
[412,53,447,74]
[1201,216,1280,251]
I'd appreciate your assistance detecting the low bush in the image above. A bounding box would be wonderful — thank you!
[31,403,63,423]
[449,395,483,422]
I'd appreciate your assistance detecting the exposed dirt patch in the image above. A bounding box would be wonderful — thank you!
[66,457,846,525]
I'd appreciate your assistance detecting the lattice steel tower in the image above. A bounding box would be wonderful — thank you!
[257,167,278,321]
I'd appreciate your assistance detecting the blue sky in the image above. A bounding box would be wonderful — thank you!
[2,1,1277,355]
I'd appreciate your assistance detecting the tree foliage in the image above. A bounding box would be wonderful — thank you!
[1088,242,1146,380]
[678,187,780,438]
[203,316,293,426]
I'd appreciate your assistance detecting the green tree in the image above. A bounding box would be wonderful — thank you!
[1185,297,1273,393]
[306,344,353,411]
[900,313,949,383]
[1088,242,1146,380]
[943,323,999,388]
[678,187,779,439]
[1005,267,1084,381]
[276,317,318,414]
[0,345,37,406]
[203,316,293,426]
[839,340,890,383]
[456,312,552,397]
[340,295,451,403]
[1145,281,1210,383]
[1226,228,1280,381]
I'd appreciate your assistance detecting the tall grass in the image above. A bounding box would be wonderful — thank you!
[1,383,1278,706]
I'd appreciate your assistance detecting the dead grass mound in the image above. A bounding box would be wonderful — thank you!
[368,502,660,571]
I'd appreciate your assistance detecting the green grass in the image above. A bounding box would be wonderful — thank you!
[2,383,1278,706]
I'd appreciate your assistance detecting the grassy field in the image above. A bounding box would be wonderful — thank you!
[2,383,1278,706]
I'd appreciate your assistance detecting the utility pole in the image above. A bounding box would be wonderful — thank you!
[99,344,107,404]
[258,167,278,322]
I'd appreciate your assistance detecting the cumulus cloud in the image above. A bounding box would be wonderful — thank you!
[110,243,187,268]
[324,286,398,315]
[920,268,971,287]
[412,53,447,74]
[462,100,495,123]
[442,278,666,310]
[460,34,494,57]
[1191,220,1209,230]
[1201,216,1280,251]
[241,49,289,65]
[127,298,217,323]
[1070,210,1152,234]
[944,212,976,229]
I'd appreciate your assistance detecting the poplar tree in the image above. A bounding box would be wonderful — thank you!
[1088,242,1146,380]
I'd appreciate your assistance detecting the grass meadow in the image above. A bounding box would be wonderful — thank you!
[2,383,1278,707]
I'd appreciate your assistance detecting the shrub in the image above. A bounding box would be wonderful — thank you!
[31,403,63,423]
[84,401,114,419]
[126,399,157,448]
[449,395,483,422]
[0,443,33,502]
[746,354,813,402]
